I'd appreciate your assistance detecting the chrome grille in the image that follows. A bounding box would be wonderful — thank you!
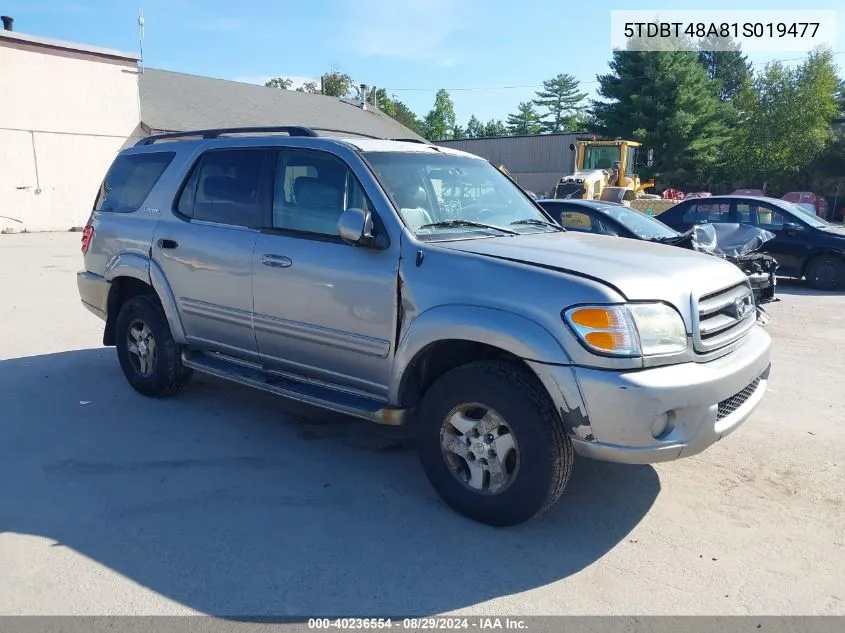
[694,282,756,353]
[717,378,761,420]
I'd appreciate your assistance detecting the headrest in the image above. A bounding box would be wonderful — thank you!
[294,177,342,208]
[395,184,427,209]
[202,176,251,201]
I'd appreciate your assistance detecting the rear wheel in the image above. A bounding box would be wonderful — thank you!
[805,255,845,291]
[416,360,573,527]
[115,295,192,397]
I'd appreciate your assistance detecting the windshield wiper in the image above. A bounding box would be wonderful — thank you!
[417,219,520,235]
[510,218,566,232]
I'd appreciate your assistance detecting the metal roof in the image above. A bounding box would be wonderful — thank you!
[138,68,425,142]
[0,29,138,61]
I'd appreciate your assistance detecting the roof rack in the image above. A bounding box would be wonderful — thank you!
[135,125,429,147]
[136,126,320,146]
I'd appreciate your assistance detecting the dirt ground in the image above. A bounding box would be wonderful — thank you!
[0,232,843,616]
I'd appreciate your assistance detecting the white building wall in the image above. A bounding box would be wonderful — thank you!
[0,36,142,233]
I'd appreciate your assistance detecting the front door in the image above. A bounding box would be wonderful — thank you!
[252,148,399,397]
[152,147,273,361]
[736,201,811,276]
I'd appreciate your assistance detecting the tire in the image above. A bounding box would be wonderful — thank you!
[805,255,845,291]
[115,294,193,398]
[416,360,574,527]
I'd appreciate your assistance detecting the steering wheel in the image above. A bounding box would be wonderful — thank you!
[460,203,496,221]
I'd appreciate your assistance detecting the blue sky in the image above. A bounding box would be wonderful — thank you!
[5,0,843,126]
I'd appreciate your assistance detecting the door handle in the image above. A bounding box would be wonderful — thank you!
[157,238,178,249]
[262,254,292,268]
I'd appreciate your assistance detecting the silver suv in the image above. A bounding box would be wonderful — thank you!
[77,126,772,526]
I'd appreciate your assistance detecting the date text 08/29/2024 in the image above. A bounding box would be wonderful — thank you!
[307,618,528,630]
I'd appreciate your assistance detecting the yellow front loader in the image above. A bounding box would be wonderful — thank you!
[552,139,659,203]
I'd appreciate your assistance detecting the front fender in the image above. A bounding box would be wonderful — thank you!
[389,304,572,403]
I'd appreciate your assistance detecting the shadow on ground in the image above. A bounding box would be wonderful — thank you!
[0,349,660,616]
[773,277,845,297]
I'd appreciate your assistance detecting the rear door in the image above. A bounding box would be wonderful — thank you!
[152,147,274,361]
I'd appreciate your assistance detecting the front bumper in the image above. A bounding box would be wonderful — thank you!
[529,326,772,465]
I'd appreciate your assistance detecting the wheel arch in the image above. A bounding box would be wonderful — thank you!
[390,305,572,409]
[103,254,186,346]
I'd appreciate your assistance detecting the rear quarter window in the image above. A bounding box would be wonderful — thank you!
[94,152,175,213]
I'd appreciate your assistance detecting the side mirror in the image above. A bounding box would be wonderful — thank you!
[782,222,802,234]
[338,208,375,246]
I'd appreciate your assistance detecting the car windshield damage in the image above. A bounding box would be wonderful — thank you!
[363,152,556,240]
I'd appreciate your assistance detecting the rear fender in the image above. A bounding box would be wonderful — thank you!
[104,253,186,344]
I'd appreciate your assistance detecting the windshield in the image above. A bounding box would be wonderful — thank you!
[778,200,828,228]
[596,204,678,239]
[583,146,621,170]
[363,152,553,240]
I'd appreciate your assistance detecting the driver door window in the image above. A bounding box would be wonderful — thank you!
[741,204,790,231]
[272,150,372,236]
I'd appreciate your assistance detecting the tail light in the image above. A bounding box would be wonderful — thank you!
[81,225,94,255]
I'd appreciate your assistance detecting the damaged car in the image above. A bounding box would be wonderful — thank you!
[537,199,778,316]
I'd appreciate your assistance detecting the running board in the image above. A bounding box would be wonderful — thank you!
[181,351,409,426]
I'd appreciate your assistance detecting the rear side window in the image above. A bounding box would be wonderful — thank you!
[176,149,268,228]
[94,152,174,213]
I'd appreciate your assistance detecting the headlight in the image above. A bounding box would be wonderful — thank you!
[563,303,687,357]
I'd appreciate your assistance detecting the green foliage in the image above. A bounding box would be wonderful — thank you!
[264,77,292,90]
[296,81,320,94]
[592,45,730,188]
[697,36,752,102]
[482,119,508,137]
[506,102,542,135]
[391,100,426,137]
[321,69,355,97]
[452,124,467,140]
[465,115,484,138]
[422,89,457,140]
[724,47,840,192]
[532,73,587,133]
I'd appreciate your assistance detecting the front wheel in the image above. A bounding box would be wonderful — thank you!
[805,255,845,291]
[416,360,573,527]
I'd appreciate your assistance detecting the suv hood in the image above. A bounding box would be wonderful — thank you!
[440,231,747,302]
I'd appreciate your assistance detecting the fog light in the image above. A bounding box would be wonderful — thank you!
[651,412,669,439]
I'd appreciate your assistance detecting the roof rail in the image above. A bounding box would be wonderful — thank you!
[391,138,430,144]
[135,126,320,146]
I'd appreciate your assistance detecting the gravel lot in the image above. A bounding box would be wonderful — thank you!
[1,232,843,616]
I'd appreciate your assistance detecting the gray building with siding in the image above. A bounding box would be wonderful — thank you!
[435,133,585,196]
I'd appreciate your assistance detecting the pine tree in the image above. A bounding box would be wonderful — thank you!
[592,46,729,188]
[466,115,484,138]
[697,36,752,101]
[506,102,542,135]
[482,119,508,137]
[532,73,587,133]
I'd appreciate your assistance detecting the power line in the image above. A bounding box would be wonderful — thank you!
[386,51,845,93]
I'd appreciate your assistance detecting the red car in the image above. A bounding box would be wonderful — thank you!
[781,192,830,220]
